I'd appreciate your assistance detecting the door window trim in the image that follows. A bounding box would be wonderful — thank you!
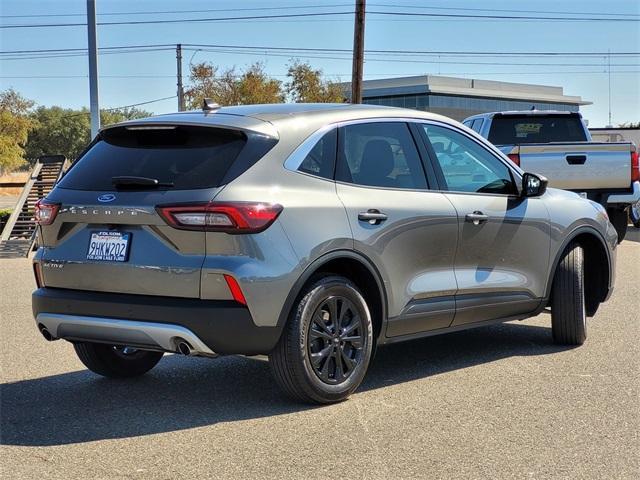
[283,116,523,196]
[335,120,432,191]
[412,120,523,197]
[284,117,444,189]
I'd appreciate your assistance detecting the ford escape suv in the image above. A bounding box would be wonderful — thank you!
[32,103,617,404]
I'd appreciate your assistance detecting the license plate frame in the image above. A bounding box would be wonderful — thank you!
[86,231,131,262]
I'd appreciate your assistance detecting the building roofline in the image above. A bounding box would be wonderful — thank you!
[340,74,591,106]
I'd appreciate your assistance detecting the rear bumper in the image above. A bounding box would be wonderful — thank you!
[32,288,282,355]
[606,181,640,205]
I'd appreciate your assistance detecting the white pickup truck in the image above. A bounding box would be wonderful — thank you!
[463,111,639,241]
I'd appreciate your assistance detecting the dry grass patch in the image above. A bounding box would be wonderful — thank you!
[0,172,29,196]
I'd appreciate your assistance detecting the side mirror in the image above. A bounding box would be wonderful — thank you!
[522,173,548,197]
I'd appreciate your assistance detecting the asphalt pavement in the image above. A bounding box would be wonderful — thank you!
[1,230,638,479]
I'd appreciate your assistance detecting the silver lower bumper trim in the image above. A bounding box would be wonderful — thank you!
[607,181,640,205]
[35,313,216,356]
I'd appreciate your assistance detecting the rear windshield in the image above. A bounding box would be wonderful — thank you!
[58,125,247,191]
[488,115,588,145]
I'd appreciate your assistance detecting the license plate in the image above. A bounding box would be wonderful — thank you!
[87,231,131,262]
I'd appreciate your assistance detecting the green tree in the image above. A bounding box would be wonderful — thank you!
[25,106,150,162]
[285,60,344,103]
[101,107,150,126]
[185,62,283,108]
[237,63,284,105]
[26,106,90,161]
[0,89,36,173]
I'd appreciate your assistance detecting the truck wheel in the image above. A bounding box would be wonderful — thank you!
[74,342,163,378]
[269,275,374,404]
[631,201,640,228]
[607,207,628,243]
[551,243,586,346]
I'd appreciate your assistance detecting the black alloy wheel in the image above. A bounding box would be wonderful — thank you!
[307,296,365,385]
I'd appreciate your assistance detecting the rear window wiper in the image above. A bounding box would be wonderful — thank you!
[112,176,174,188]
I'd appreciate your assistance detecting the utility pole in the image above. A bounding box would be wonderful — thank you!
[176,44,185,111]
[87,0,100,138]
[351,0,366,104]
[607,50,612,127]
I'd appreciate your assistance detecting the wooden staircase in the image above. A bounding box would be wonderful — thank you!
[0,156,66,258]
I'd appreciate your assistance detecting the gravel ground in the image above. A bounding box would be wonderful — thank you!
[1,230,638,479]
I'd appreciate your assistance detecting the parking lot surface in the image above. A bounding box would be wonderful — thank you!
[1,230,639,479]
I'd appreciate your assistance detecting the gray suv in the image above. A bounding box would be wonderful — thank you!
[32,103,617,403]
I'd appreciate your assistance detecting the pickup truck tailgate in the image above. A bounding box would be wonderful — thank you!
[515,143,631,190]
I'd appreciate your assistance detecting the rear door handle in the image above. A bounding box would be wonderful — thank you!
[465,211,489,225]
[566,154,587,165]
[358,209,388,225]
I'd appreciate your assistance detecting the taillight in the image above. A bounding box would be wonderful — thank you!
[507,153,520,166]
[631,149,639,183]
[223,274,247,305]
[34,199,60,225]
[33,262,44,288]
[156,202,283,234]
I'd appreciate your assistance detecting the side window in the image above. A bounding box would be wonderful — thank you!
[422,124,516,195]
[336,122,427,190]
[462,120,473,128]
[471,118,483,133]
[298,128,337,179]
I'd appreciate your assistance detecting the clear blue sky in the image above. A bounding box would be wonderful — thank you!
[1,0,638,127]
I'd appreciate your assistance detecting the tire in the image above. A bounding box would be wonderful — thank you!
[551,243,586,346]
[269,275,374,404]
[631,201,640,228]
[74,342,163,378]
[607,207,628,243]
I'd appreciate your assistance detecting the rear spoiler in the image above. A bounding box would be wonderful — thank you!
[493,111,582,119]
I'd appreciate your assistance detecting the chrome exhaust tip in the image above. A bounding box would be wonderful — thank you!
[38,324,56,341]
[176,340,193,356]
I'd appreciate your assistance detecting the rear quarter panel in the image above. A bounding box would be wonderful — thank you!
[205,121,353,327]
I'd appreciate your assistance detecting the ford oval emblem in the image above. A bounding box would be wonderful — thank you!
[97,193,116,203]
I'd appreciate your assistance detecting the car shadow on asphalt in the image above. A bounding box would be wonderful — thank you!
[1,321,572,446]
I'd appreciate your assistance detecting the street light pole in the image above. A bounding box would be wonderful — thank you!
[87,0,100,138]
[351,0,366,104]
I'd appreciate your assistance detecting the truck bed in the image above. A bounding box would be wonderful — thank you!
[500,142,632,190]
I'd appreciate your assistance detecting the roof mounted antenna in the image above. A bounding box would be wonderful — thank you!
[202,98,220,112]
[530,105,536,111]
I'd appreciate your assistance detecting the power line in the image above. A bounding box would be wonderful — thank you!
[8,6,351,19]
[366,10,640,22]
[0,11,354,29]
[0,48,175,61]
[5,3,640,18]
[60,96,178,118]
[3,9,640,29]
[1,43,638,59]
[3,71,639,81]
[2,50,638,67]
[182,47,640,67]
[183,43,640,57]
[0,4,353,18]
[0,44,176,55]
[3,3,638,20]
[369,3,640,18]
